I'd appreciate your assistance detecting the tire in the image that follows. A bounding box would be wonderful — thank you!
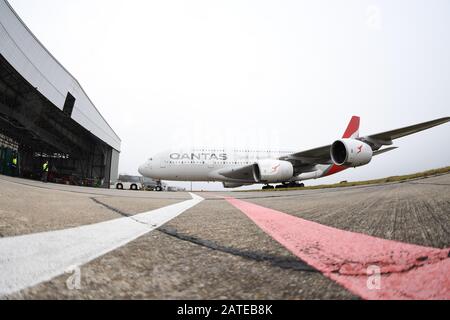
[155,186,162,192]
[116,183,123,190]
[130,184,138,191]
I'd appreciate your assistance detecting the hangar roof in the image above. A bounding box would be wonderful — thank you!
[0,0,121,152]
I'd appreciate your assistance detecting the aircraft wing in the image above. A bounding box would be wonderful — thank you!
[218,164,256,181]
[281,145,333,165]
[359,117,450,148]
[281,117,450,166]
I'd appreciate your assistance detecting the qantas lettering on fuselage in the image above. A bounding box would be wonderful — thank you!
[169,153,228,161]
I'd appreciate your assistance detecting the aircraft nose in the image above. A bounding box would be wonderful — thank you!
[139,161,153,177]
[138,163,147,176]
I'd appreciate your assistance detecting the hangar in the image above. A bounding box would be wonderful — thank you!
[0,0,121,188]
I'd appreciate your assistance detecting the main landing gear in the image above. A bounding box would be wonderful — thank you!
[262,182,305,191]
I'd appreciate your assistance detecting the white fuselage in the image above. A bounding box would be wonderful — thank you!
[138,148,331,185]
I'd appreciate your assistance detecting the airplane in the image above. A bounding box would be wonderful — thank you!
[138,116,450,191]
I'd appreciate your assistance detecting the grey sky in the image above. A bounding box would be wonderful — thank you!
[8,0,450,190]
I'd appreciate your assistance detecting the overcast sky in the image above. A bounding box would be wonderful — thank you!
[8,0,450,190]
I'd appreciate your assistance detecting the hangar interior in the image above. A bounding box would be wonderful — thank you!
[0,55,116,187]
[0,0,121,188]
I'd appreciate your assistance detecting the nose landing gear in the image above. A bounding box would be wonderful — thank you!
[155,181,163,192]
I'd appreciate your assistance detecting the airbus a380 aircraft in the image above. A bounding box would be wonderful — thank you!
[138,117,450,191]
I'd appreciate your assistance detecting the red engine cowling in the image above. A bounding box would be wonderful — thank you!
[331,139,373,167]
[254,160,294,183]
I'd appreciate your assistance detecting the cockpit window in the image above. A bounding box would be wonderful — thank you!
[148,158,153,161]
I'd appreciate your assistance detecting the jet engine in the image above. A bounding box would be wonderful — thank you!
[331,139,373,167]
[254,160,294,183]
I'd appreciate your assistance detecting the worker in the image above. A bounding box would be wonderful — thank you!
[42,160,49,182]
[11,154,18,177]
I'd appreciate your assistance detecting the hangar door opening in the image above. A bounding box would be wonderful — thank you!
[0,54,118,188]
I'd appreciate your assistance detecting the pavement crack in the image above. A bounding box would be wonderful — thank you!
[90,197,149,226]
[158,226,318,273]
[91,197,131,217]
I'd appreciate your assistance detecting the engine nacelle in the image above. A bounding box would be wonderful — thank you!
[223,182,246,189]
[331,139,373,167]
[254,160,294,183]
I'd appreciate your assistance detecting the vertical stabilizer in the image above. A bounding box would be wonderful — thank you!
[342,116,360,139]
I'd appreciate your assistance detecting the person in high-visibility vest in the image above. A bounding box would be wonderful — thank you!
[11,154,18,177]
[42,160,49,182]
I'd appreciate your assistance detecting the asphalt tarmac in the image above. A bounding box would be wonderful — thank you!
[0,173,448,299]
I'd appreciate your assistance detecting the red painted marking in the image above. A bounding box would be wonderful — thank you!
[325,164,347,177]
[224,197,450,300]
[342,116,360,139]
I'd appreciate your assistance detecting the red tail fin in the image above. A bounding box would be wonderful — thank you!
[342,116,360,139]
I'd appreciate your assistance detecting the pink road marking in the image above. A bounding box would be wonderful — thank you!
[224,196,450,300]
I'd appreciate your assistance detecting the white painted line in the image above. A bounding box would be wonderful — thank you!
[0,193,204,297]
